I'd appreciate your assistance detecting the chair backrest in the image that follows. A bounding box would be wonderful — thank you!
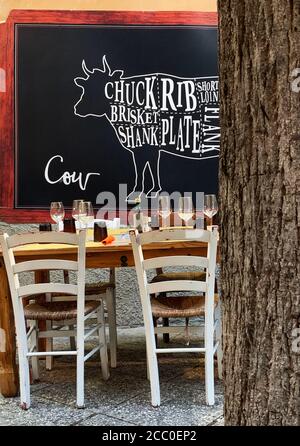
[0,230,86,324]
[130,228,218,314]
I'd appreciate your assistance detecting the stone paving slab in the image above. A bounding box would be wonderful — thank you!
[76,413,137,426]
[99,393,224,426]
[0,327,224,426]
[210,416,225,426]
[0,395,95,426]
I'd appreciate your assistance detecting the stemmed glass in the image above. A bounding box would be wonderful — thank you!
[178,197,194,227]
[204,195,218,227]
[78,201,94,230]
[50,202,65,231]
[72,199,84,230]
[72,199,84,221]
[158,196,171,229]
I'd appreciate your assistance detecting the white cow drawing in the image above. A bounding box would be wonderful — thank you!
[74,56,219,200]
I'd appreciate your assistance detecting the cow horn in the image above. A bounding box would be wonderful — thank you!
[102,55,111,75]
[82,60,92,76]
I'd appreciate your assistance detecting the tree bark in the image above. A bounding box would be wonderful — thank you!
[218,0,300,425]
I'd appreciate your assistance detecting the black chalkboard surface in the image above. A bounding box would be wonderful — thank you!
[15,24,219,209]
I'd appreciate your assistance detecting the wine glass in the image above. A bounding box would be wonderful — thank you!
[85,202,94,228]
[72,199,84,222]
[78,201,94,230]
[158,196,171,229]
[204,195,218,227]
[50,202,65,231]
[178,197,194,227]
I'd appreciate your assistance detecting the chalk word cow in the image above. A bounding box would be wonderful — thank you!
[74,56,219,200]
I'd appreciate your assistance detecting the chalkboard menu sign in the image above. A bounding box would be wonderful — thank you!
[0,10,218,221]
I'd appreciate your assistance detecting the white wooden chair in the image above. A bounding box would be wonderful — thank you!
[48,271,117,369]
[130,228,221,407]
[83,271,117,368]
[0,230,109,410]
[150,269,207,344]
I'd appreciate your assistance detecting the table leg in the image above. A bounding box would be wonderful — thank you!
[108,268,117,368]
[109,267,116,284]
[0,259,19,397]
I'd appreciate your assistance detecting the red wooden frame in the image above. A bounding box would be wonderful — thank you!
[0,9,218,223]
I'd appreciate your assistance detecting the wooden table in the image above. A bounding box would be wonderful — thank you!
[0,239,210,398]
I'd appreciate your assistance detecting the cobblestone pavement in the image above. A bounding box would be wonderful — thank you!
[0,327,224,426]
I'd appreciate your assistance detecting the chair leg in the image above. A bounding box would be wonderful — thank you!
[16,313,31,409]
[162,318,170,343]
[105,288,117,368]
[153,316,158,346]
[205,349,215,405]
[98,304,110,381]
[45,320,53,371]
[76,330,85,409]
[144,309,160,407]
[19,351,31,410]
[30,320,39,382]
[146,344,160,407]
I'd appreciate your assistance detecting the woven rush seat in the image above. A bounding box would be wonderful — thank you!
[151,271,206,283]
[51,281,115,298]
[151,295,218,318]
[24,300,100,321]
[85,281,115,295]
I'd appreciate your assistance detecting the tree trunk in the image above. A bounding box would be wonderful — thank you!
[218,0,300,425]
